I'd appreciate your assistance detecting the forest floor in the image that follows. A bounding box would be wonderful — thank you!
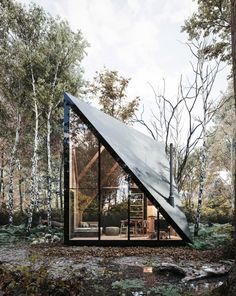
[0,240,234,296]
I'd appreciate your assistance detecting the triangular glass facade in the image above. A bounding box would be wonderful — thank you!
[64,93,192,246]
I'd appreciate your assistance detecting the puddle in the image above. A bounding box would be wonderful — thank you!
[97,262,227,295]
[143,266,153,273]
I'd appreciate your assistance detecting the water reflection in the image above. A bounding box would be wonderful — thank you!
[107,261,227,295]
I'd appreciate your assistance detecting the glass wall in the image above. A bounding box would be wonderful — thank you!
[69,110,99,240]
[68,109,180,241]
[100,148,128,240]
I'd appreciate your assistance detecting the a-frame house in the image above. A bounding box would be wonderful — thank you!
[64,92,192,246]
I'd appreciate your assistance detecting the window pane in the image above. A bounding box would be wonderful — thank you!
[69,111,99,240]
[100,148,128,240]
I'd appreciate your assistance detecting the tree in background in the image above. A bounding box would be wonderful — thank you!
[38,18,87,230]
[89,68,140,123]
[225,0,236,294]
[192,42,221,236]
[182,0,231,62]
[133,40,220,198]
[181,148,201,222]
[180,89,234,225]
[0,0,88,230]
[84,68,140,210]
[208,91,234,198]
[0,0,31,224]
[183,0,235,293]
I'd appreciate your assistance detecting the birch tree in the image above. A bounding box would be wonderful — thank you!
[182,1,236,291]
[192,43,220,236]
[0,0,30,221]
[182,0,232,236]
[0,0,45,230]
[225,1,236,294]
[0,0,88,229]
[25,10,87,231]
[41,20,87,229]
[23,6,49,231]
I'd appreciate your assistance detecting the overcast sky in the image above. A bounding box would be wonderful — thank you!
[17,0,229,137]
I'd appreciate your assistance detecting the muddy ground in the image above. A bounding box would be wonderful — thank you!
[0,242,234,295]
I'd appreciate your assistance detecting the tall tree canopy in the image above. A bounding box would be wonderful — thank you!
[88,68,140,123]
[182,0,231,61]
[0,0,88,226]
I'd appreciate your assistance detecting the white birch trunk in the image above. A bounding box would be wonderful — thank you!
[194,58,208,236]
[7,111,21,225]
[27,66,40,231]
[174,96,181,185]
[230,137,234,208]
[194,135,207,236]
[46,62,59,230]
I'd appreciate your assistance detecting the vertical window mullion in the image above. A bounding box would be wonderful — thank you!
[127,176,131,241]
[98,141,101,240]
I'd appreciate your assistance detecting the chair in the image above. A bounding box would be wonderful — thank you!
[138,220,147,235]
[120,220,127,235]
[120,220,135,236]
[158,219,171,239]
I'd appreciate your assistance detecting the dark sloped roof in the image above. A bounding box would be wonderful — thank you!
[65,92,192,243]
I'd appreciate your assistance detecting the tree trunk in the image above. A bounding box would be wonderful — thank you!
[0,152,4,206]
[47,105,52,230]
[229,0,236,293]
[27,67,40,232]
[194,138,207,236]
[7,111,21,225]
[194,57,208,237]
[18,160,23,213]
[55,180,59,209]
[231,0,236,254]
[59,151,64,216]
[46,63,59,229]
[214,1,236,295]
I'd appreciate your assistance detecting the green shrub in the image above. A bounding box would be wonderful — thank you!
[190,223,234,250]
[13,211,28,225]
[201,195,233,224]
[182,206,195,223]
[101,210,127,228]
[0,204,8,225]
[51,208,63,222]
[201,211,233,224]
[149,285,181,296]
[112,278,145,291]
[101,202,128,227]
[191,240,212,250]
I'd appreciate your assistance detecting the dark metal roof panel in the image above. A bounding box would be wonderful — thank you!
[65,92,192,242]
